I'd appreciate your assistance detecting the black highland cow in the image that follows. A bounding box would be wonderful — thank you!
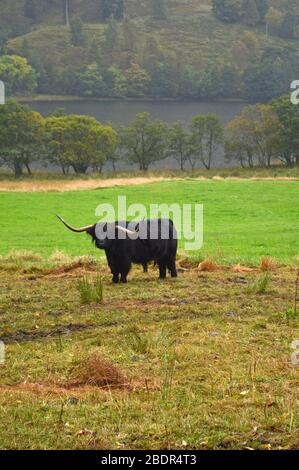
[57,216,178,284]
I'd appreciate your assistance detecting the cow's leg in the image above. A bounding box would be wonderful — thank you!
[120,261,131,284]
[158,260,167,279]
[112,272,120,283]
[142,263,148,273]
[167,258,177,278]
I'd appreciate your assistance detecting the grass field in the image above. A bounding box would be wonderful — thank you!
[0,180,298,264]
[0,178,299,450]
[0,261,299,449]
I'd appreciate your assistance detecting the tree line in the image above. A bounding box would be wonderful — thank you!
[0,96,298,177]
[212,0,299,39]
[1,1,298,102]
[1,46,298,103]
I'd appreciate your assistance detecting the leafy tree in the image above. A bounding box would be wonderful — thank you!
[212,0,242,23]
[191,114,223,170]
[100,0,124,21]
[104,20,120,51]
[272,95,299,167]
[225,116,256,168]
[104,65,128,97]
[0,55,38,95]
[242,56,292,101]
[44,115,118,174]
[225,104,281,167]
[149,62,179,97]
[124,63,150,97]
[178,65,200,97]
[197,63,221,98]
[168,122,193,171]
[0,101,44,177]
[255,0,269,21]
[70,16,86,46]
[121,112,168,171]
[75,63,106,97]
[242,0,260,26]
[151,0,167,20]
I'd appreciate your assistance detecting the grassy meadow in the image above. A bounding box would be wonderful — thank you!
[0,179,299,264]
[0,177,299,450]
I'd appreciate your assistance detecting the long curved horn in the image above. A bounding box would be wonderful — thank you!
[56,215,94,233]
[115,225,137,236]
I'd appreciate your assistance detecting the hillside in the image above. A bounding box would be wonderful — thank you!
[1,0,299,100]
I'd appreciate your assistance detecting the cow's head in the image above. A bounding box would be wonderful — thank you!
[56,215,137,250]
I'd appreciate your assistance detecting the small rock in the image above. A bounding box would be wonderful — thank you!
[66,396,79,405]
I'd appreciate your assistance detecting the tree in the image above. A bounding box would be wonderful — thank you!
[124,63,150,97]
[225,117,256,168]
[65,0,70,26]
[242,57,292,102]
[0,55,37,95]
[225,104,281,167]
[70,16,86,46]
[191,114,223,170]
[151,0,167,20]
[212,0,242,23]
[0,101,44,177]
[100,0,124,22]
[255,0,269,22]
[104,65,128,97]
[149,62,179,97]
[168,122,192,171]
[75,63,106,97]
[197,63,221,98]
[242,0,260,26]
[272,95,299,167]
[104,20,120,51]
[44,115,118,174]
[121,113,168,171]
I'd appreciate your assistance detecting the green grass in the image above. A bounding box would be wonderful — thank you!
[76,273,103,305]
[0,180,299,264]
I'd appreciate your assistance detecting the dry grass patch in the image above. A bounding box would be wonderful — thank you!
[233,264,257,273]
[44,256,97,276]
[48,250,72,265]
[198,259,220,272]
[0,250,43,263]
[67,354,129,390]
[260,257,278,272]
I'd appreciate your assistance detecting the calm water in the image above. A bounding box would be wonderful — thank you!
[26,99,247,168]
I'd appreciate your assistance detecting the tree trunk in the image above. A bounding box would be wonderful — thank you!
[14,161,23,178]
[65,0,70,26]
[73,164,88,174]
[24,162,32,175]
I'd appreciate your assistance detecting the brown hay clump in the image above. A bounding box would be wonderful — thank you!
[198,259,219,272]
[67,355,129,390]
[260,257,277,272]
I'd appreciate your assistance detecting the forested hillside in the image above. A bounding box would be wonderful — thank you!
[0,0,298,100]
